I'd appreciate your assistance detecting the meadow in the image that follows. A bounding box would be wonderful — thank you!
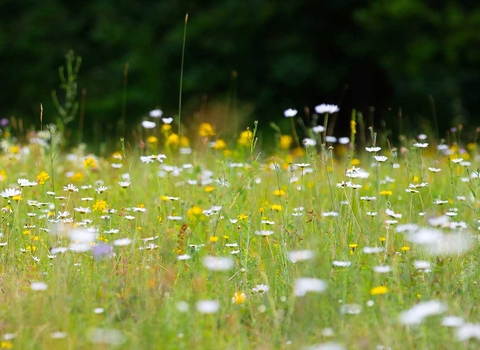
[0,106,479,350]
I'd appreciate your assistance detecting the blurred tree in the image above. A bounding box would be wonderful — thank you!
[0,0,479,144]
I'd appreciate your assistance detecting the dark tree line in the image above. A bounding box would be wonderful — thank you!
[1,0,479,143]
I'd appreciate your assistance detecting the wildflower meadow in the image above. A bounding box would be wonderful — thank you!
[0,105,479,350]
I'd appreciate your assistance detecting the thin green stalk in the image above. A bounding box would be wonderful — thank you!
[178,13,188,138]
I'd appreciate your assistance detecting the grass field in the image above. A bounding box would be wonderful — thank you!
[0,113,478,350]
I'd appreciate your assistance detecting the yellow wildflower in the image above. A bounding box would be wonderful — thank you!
[237,130,253,146]
[83,157,97,169]
[273,189,286,197]
[147,136,158,143]
[0,170,6,181]
[232,292,246,305]
[279,135,293,150]
[1,341,14,349]
[36,171,50,185]
[350,119,357,135]
[380,190,392,196]
[205,186,215,193]
[10,146,19,154]
[270,204,283,211]
[180,136,190,147]
[198,123,215,137]
[349,244,358,255]
[71,172,84,182]
[237,214,248,221]
[188,206,203,217]
[370,286,388,295]
[162,124,172,132]
[292,147,305,157]
[213,139,227,150]
[351,158,361,166]
[166,133,180,147]
[209,236,219,243]
[467,143,477,151]
[93,200,107,213]
[401,246,410,251]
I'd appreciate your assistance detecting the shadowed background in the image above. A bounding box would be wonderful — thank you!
[1,0,479,145]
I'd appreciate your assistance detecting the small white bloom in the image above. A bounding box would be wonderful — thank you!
[95,186,108,194]
[141,121,156,129]
[365,147,381,153]
[386,208,402,219]
[284,108,298,117]
[118,181,131,189]
[315,104,339,114]
[418,134,427,140]
[373,265,392,273]
[255,230,274,236]
[140,156,155,164]
[457,323,480,341]
[294,278,327,297]
[149,109,163,118]
[312,125,325,134]
[17,178,37,187]
[442,316,464,327]
[322,211,339,217]
[288,250,314,262]
[399,300,447,325]
[51,331,68,339]
[74,207,91,214]
[338,137,349,145]
[413,143,428,148]
[31,282,48,291]
[303,138,317,147]
[196,300,219,314]
[374,155,388,162]
[0,188,21,198]
[113,238,132,246]
[63,184,78,192]
[325,136,337,143]
[362,247,385,254]
[252,284,269,294]
[202,256,234,271]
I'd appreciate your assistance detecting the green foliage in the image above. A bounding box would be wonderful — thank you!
[0,122,479,348]
[51,50,81,143]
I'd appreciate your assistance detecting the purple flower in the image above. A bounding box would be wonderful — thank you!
[92,243,113,260]
[0,118,8,127]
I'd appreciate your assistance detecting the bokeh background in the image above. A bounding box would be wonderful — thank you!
[1,0,479,143]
